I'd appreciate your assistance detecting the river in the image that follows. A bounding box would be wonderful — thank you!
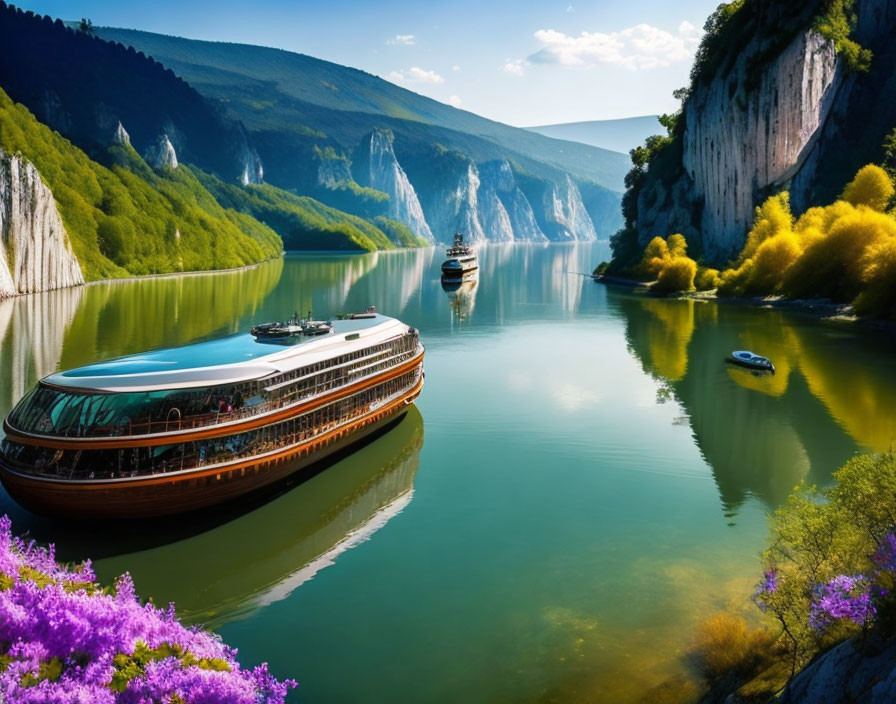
[1,243,895,703]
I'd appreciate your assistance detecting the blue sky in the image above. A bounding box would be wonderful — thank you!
[18,0,720,126]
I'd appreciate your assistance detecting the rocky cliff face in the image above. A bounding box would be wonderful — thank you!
[355,130,433,243]
[477,160,547,243]
[783,637,896,703]
[544,175,598,241]
[145,134,179,170]
[237,125,264,185]
[0,149,84,297]
[112,121,131,147]
[630,0,896,264]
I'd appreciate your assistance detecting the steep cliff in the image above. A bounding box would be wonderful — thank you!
[353,130,433,243]
[477,160,547,243]
[618,0,896,265]
[0,149,84,297]
[145,134,179,170]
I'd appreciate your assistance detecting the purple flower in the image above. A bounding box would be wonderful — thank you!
[752,568,778,611]
[873,533,896,574]
[0,514,297,703]
[809,574,875,632]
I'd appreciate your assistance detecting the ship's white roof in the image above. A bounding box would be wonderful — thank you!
[43,315,411,393]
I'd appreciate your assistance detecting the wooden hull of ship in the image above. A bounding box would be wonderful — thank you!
[0,376,423,520]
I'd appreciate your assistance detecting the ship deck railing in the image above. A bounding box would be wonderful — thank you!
[25,343,420,440]
[7,366,422,482]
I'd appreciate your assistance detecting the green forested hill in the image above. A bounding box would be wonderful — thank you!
[92,27,629,193]
[0,88,283,279]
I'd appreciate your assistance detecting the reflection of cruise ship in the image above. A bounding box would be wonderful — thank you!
[441,233,478,282]
[0,312,424,518]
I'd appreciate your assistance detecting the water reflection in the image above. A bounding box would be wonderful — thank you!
[614,292,896,511]
[0,260,284,436]
[442,276,479,323]
[22,407,423,628]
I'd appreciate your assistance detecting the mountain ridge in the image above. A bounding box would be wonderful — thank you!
[525,116,663,155]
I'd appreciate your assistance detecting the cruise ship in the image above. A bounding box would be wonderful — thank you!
[440,233,478,282]
[0,312,424,519]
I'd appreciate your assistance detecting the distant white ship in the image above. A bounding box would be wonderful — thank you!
[440,233,478,282]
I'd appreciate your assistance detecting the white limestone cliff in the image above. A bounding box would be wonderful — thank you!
[477,160,547,243]
[681,30,840,260]
[361,130,433,243]
[543,175,598,241]
[112,121,131,147]
[145,134,179,170]
[0,149,84,298]
[426,161,486,244]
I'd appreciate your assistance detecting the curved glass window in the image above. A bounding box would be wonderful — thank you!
[7,335,420,438]
[0,366,421,480]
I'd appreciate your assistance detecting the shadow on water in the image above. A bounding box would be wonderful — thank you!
[610,290,896,514]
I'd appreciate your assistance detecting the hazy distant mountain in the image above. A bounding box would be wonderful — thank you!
[91,27,627,241]
[526,116,663,155]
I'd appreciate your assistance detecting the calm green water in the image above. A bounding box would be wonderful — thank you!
[2,244,896,703]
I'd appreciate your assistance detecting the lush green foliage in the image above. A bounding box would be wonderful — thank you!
[814,0,872,72]
[0,88,281,280]
[371,217,429,247]
[194,170,408,251]
[754,452,896,667]
[0,2,244,179]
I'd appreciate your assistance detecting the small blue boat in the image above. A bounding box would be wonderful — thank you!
[728,350,775,373]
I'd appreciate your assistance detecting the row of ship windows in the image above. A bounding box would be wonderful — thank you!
[1,367,421,480]
[9,334,419,438]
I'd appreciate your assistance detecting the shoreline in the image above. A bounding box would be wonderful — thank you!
[0,254,285,301]
[83,253,285,289]
[592,274,896,335]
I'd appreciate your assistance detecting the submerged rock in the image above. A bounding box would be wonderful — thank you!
[0,148,84,297]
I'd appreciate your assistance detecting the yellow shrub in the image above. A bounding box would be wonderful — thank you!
[655,256,697,292]
[854,237,896,317]
[841,164,895,212]
[667,233,688,258]
[785,206,896,300]
[740,193,793,262]
[639,236,670,278]
[747,231,803,293]
[695,267,721,291]
[694,612,777,680]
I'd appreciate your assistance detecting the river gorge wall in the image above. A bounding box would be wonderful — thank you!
[631,0,896,264]
[356,129,603,245]
[0,149,84,298]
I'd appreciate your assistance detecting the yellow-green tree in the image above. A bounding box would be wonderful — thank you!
[841,164,895,212]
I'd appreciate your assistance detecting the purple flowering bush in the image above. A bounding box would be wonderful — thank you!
[752,451,896,672]
[0,515,296,703]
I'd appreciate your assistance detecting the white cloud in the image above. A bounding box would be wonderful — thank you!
[387,67,445,84]
[447,95,462,107]
[566,5,575,12]
[528,21,702,70]
[387,34,416,46]
[452,64,462,72]
[500,59,526,76]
